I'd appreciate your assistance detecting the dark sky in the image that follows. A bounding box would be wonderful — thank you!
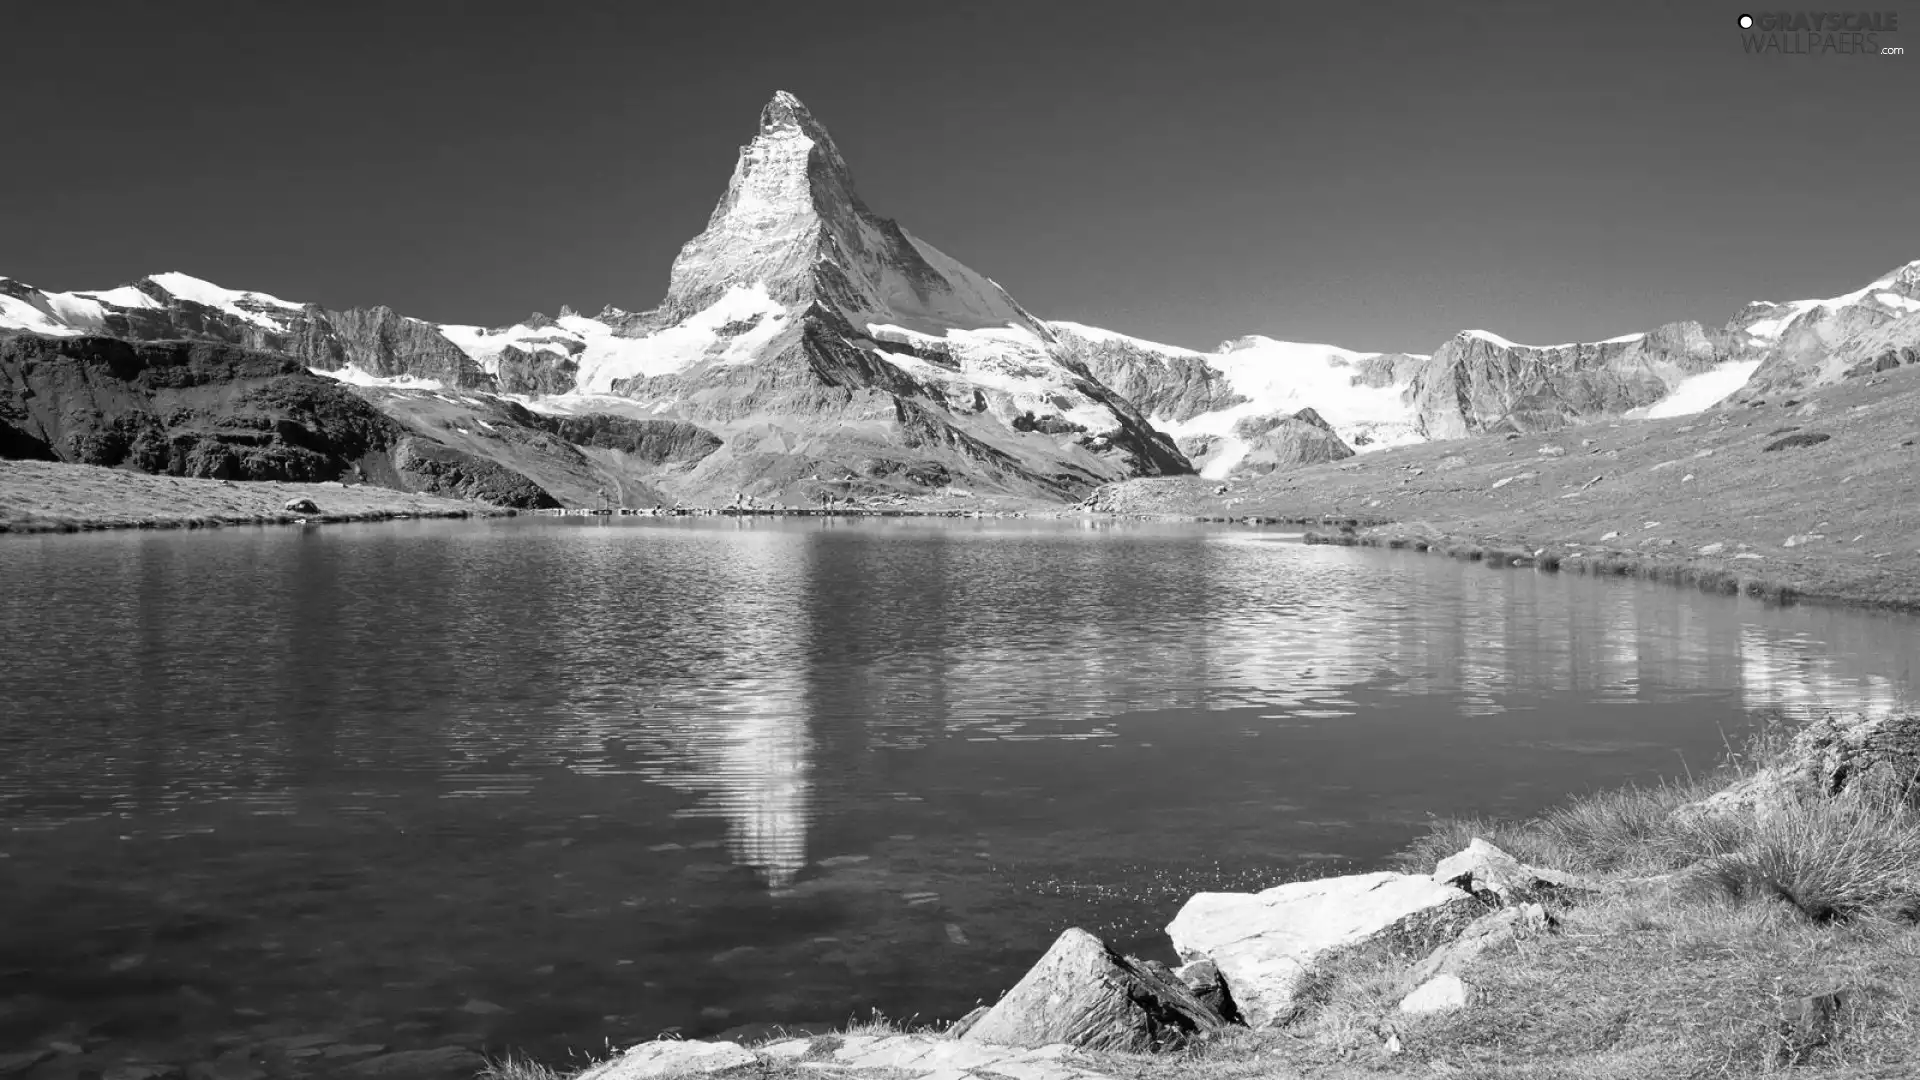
[5,0,1915,353]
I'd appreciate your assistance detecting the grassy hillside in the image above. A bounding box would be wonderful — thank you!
[0,460,506,533]
[1081,365,1920,611]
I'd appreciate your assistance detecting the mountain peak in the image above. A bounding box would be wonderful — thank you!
[759,90,814,130]
[1872,258,1920,292]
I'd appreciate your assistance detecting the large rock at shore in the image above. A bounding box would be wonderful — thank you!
[1173,959,1239,1024]
[1680,712,1920,819]
[960,927,1225,1051]
[1167,871,1482,1027]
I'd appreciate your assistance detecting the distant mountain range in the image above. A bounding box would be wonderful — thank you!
[4,92,1917,504]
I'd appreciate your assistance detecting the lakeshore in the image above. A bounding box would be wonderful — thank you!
[0,460,512,534]
[1082,366,1920,614]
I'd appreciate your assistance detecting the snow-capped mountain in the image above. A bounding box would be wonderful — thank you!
[1050,259,1920,478]
[1052,324,1430,477]
[0,94,1192,501]
[6,90,1919,500]
[1722,260,1920,400]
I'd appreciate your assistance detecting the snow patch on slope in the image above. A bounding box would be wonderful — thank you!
[1643,360,1765,419]
[1737,278,1914,341]
[1198,437,1251,480]
[869,321,1120,435]
[149,272,304,331]
[0,293,82,336]
[570,285,790,392]
[1161,337,1427,452]
[313,365,446,391]
[1465,328,1647,350]
[436,285,792,393]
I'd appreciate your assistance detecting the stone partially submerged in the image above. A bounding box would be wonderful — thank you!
[1166,871,1482,1027]
[960,927,1225,1051]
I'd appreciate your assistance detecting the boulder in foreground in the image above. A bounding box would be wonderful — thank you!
[1167,871,1481,1027]
[960,927,1225,1051]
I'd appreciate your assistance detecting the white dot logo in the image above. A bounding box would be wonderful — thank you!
[1739,13,1754,27]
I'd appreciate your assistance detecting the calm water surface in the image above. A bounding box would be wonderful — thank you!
[1,517,1917,1065]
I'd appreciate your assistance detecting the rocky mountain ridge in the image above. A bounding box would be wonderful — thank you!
[5,91,1918,499]
[1053,258,1920,479]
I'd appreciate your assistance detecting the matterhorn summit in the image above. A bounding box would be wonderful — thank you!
[663,91,1041,338]
[570,89,1188,496]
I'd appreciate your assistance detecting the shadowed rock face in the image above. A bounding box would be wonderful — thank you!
[526,414,722,466]
[1050,325,1245,424]
[1406,323,1723,440]
[0,331,559,507]
[0,332,402,481]
[493,344,580,396]
[959,928,1225,1052]
[389,437,560,509]
[324,306,495,389]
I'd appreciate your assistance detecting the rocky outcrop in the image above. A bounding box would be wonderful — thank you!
[1432,839,1589,905]
[526,414,722,465]
[323,306,494,388]
[1409,901,1551,984]
[1680,712,1920,819]
[1348,352,1429,389]
[1726,263,1920,402]
[1166,871,1483,1027]
[1406,323,1723,440]
[1050,324,1244,424]
[390,436,559,509]
[960,928,1224,1052]
[0,332,403,482]
[1224,408,1356,475]
[1172,959,1238,1024]
[0,331,557,507]
[493,344,579,396]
